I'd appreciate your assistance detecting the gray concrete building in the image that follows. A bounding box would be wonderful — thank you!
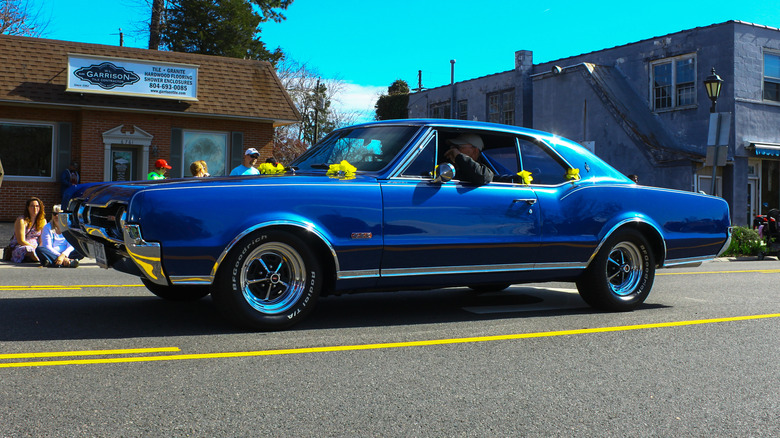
[408,21,780,226]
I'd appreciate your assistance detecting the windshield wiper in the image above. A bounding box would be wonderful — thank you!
[309,163,330,169]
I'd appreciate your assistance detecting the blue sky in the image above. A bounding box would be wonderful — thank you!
[32,0,780,119]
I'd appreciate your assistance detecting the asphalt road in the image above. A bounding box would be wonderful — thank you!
[0,258,778,437]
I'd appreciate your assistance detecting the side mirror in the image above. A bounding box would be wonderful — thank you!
[432,163,455,183]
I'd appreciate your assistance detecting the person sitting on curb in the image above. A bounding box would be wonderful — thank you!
[148,159,172,180]
[35,204,84,268]
[230,148,261,176]
[7,197,46,263]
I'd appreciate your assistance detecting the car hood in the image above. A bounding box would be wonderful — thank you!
[69,172,380,207]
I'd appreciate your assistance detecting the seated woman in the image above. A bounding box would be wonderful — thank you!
[35,204,84,268]
[8,197,46,263]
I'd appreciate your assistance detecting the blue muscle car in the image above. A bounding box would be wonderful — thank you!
[60,120,732,330]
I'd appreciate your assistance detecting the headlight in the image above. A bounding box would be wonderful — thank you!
[115,206,127,232]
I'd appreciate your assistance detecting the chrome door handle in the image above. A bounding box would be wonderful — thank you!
[513,198,536,205]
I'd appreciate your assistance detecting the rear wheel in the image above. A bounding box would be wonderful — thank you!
[576,229,655,311]
[141,278,210,301]
[211,230,323,330]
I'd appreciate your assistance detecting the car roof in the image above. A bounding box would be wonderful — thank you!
[347,118,555,140]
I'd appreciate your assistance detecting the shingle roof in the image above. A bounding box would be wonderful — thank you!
[0,34,300,125]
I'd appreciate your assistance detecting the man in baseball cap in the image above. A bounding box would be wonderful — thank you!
[443,133,493,185]
[230,148,261,176]
[148,158,172,180]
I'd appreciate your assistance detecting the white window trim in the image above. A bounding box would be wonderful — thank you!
[762,49,780,103]
[0,119,57,182]
[649,53,697,112]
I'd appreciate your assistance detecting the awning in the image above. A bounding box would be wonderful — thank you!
[750,142,780,157]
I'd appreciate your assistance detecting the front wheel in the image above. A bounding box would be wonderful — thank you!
[576,229,655,311]
[211,230,323,330]
[141,278,210,301]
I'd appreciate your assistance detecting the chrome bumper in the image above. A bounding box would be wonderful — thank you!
[59,212,167,286]
[717,227,734,257]
[123,224,167,285]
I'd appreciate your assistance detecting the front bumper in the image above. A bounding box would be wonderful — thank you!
[59,212,168,285]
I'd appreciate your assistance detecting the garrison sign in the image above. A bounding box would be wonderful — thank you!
[66,54,198,101]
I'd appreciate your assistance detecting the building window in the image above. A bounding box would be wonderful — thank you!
[764,52,780,102]
[457,100,468,120]
[429,101,451,119]
[487,90,514,125]
[0,122,54,179]
[182,131,229,176]
[651,55,696,110]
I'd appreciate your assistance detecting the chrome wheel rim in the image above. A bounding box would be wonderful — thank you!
[606,241,643,297]
[241,242,306,314]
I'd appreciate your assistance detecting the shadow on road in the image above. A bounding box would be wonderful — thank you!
[0,286,668,341]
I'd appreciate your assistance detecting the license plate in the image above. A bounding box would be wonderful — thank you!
[89,241,108,268]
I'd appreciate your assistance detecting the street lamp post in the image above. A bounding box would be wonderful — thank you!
[703,67,723,113]
[703,67,725,196]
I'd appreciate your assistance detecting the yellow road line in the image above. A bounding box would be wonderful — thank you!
[0,347,180,360]
[659,269,780,275]
[2,313,778,369]
[0,284,142,291]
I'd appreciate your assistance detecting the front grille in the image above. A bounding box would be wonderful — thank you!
[81,202,127,240]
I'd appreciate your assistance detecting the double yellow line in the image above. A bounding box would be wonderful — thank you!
[2,313,778,369]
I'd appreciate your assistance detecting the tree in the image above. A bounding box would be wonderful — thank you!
[0,0,48,36]
[274,58,359,158]
[375,79,410,120]
[158,0,288,63]
[148,0,165,49]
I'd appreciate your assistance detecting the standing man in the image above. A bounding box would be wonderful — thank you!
[148,159,172,180]
[60,161,80,196]
[230,148,261,176]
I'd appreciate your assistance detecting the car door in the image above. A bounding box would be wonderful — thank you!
[379,129,541,277]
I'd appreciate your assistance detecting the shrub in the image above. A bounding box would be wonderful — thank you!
[721,226,764,257]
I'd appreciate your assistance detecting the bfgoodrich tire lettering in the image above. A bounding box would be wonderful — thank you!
[576,228,655,311]
[212,230,322,330]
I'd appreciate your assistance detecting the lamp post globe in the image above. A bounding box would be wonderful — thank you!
[704,67,723,113]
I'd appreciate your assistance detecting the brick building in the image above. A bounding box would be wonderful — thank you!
[0,35,299,222]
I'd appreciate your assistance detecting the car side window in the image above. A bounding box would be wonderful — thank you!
[400,134,436,178]
[519,138,569,185]
[482,146,519,175]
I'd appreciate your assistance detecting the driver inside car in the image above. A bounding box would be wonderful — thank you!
[442,134,494,186]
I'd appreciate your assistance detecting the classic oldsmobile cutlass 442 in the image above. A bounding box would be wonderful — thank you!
[60,120,731,330]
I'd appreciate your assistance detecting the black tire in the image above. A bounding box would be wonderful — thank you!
[141,277,210,301]
[468,283,511,293]
[576,228,655,311]
[211,230,323,330]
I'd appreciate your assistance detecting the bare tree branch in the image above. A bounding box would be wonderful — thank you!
[0,0,48,37]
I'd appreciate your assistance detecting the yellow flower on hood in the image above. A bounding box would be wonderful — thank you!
[327,160,357,178]
[259,163,285,174]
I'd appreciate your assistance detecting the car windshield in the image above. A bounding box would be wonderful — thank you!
[292,126,420,172]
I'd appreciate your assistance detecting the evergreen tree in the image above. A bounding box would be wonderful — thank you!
[375,79,410,120]
[159,0,288,63]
